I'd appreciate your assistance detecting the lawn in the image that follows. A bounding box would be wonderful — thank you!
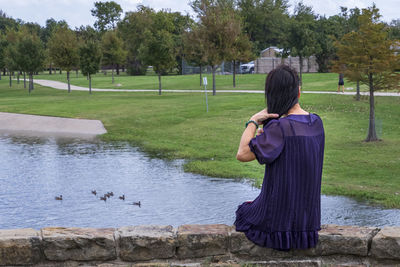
[33,71,370,92]
[0,78,399,208]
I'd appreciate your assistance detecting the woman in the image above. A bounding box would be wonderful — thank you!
[234,65,325,251]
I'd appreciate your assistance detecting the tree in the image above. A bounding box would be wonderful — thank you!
[41,18,68,75]
[230,33,254,88]
[283,2,317,85]
[191,0,244,95]
[138,10,177,95]
[91,1,122,32]
[118,5,153,75]
[0,33,7,80]
[237,0,290,53]
[333,6,400,142]
[388,19,400,40]
[101,30,126,84]
[79,40,102,94]
[183,23,208,86]
[48,26,79,93]
[4,30,19,87]
[14,30,45,93]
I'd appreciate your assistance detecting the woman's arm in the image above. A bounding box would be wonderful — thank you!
[236,109,279,162]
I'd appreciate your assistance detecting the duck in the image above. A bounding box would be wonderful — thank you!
[131,201,141,207]
[119,195,125,200]
[100,196,107,201]
[55,195,63,200]
[91,190,97,196]
[108,192,114,197]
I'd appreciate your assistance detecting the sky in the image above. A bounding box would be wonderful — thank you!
[0,0,398,29]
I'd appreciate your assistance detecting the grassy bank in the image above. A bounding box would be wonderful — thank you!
[34,71,369,92]
[0,79,399,208]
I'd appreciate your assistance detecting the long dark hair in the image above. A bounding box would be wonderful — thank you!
[263,65,299,125]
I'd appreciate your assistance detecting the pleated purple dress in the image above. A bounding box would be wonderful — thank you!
[234,113,325,250]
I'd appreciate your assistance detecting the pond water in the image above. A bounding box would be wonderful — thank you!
[0,134,399,230]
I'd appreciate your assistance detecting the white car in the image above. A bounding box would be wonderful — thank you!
[240,61,255,74]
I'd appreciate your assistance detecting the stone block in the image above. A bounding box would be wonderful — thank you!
[310,224,379,257]
[41,227,116,261]
[116,225,176,262]
[229,227,292,259]
[176,224,230,259]
[370,226,400,260]
[0,228,42,265]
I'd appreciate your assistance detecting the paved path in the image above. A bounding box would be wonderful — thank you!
[0,112,107,137]
[33,79,400,97]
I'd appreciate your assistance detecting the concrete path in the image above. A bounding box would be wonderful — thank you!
[0,112,107,137]
[32,79,400,97]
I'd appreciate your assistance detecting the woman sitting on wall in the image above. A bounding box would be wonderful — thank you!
[235,65,325,251]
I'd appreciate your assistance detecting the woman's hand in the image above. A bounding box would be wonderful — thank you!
[250,109,279,125]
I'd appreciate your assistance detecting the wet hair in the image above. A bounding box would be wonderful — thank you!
[263,65,299,124]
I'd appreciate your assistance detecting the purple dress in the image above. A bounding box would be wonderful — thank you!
[234,113,325,250]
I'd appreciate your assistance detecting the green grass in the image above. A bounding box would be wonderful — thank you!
[34,71,370,92]
[1,78,399,208]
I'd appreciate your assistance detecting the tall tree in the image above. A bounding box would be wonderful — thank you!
[101,30,126,84]
[236,0,290,53]
[334,6,400,142]
[4,29,19,87]
[118,5,153,75]
[14,30,45,93]
[283,2,317,85]
[191,0,244,95]
[138,10,177,95]
[79,40,102,94]
[41,18,68,74]
[387,19,400,40]
[0,33,7,80]
[48,26,79,92]
[91,1,122,32]
[230,33,254,88]
[183,23,208,86]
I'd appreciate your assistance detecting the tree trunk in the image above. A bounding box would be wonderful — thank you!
[29,73,33,93]
[17,73,20,84]
[49,63,52,75]
[31,74,34,90]
[76,69,78,78]
[3,69,5,76]
[200,65,203,86]
[116,64,120,75]
[366,73,378,142]
[59,69,62,74]
[299,56,303,86]
[9,72,12,87]
[158,74,162,95]
[356,80,360,101]
[67,71,71,93]
[24,72,26,89]
[89,74,92,94]
[212,66,216,95]
[0,71,2,80]
[233,60,236,88]
[112,67,115,84]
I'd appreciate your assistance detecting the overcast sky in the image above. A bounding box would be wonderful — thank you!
[0,0,398,29]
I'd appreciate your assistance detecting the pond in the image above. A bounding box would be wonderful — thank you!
[0,134,399,230]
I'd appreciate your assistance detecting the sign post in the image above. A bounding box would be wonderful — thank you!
[203,77,209,112]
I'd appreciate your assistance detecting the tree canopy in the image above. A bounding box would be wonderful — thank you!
[91,1,122,32]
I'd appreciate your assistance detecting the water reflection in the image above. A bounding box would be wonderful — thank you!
[0,134,399,230]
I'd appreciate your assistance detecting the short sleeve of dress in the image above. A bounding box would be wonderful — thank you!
[249,120,284,165]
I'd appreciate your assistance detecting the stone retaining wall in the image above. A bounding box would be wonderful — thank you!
[1,224,399,266]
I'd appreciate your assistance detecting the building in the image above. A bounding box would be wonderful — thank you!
[255,47,319,74]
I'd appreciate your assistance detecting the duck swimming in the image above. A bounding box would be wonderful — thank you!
[55,195,63,200]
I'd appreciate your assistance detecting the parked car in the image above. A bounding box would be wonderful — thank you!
[240,61,254,74]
